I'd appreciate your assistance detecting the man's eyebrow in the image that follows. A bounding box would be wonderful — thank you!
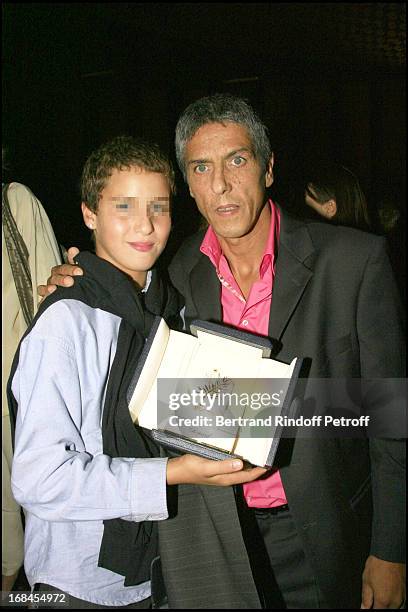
[187,157,210,166]
[187,147,253,165]
[225,147,253,159]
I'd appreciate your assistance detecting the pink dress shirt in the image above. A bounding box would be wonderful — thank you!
[200,200,288,507]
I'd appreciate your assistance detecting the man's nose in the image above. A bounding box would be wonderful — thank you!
[211,165,230,195]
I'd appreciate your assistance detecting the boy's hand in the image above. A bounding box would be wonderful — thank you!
[37,247,83,298]
[166,454,267,486]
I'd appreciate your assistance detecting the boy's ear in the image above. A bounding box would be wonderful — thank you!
[81,202,97,230]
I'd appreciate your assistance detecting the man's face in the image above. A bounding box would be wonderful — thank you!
[82,167,171,287]
[185,122,274,240]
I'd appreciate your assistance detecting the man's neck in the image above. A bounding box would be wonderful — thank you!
[217,203,271,299]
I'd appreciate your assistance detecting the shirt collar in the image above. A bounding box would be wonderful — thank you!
[142,270,152,293]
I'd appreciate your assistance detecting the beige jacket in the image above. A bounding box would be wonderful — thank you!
[2,182,61,417]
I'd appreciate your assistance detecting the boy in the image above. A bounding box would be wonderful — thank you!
[8,136,265,608]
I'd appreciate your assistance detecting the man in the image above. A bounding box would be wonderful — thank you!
[40,94,405,609]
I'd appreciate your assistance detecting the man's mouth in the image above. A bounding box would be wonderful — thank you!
[215,204,239,215]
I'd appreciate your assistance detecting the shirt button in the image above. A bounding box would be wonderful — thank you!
[242,320,249,326]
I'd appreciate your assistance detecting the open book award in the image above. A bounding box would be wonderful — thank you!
[127,318,304,467]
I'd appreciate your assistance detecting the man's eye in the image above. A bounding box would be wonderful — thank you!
[194,164,208,174]
[115,203,130,210]
[231,156,246,167]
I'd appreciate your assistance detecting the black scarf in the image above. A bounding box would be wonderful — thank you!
[7,251,182,586]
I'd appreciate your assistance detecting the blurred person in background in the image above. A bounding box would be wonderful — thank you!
[303,162,372,231]
[2,147,62,592]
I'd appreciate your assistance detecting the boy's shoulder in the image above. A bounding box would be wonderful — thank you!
[24,297,122,363]
[35,296,119,331]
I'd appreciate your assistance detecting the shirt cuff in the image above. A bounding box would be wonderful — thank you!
[129,457,169,522]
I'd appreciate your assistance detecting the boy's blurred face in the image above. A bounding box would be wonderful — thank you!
[82,167,171,287]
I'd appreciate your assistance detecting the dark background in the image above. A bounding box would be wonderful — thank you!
[2,3,406,266]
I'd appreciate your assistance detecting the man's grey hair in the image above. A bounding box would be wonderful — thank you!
[175,93,272,180]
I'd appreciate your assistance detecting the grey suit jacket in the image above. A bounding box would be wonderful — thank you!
[159,208,405,609]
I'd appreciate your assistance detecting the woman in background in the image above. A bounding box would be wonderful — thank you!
[303,162,372,231]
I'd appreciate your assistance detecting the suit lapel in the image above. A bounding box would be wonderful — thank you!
[268,211,315,341]
[190,254,222,322]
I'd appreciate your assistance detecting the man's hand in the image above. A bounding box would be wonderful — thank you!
[361,555,405,609]
[37,247,82,298]
[166,454,267,487]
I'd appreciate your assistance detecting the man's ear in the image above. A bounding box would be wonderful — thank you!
[81,202,97,230]
[265,153,274,188]
[322,199,337,219]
